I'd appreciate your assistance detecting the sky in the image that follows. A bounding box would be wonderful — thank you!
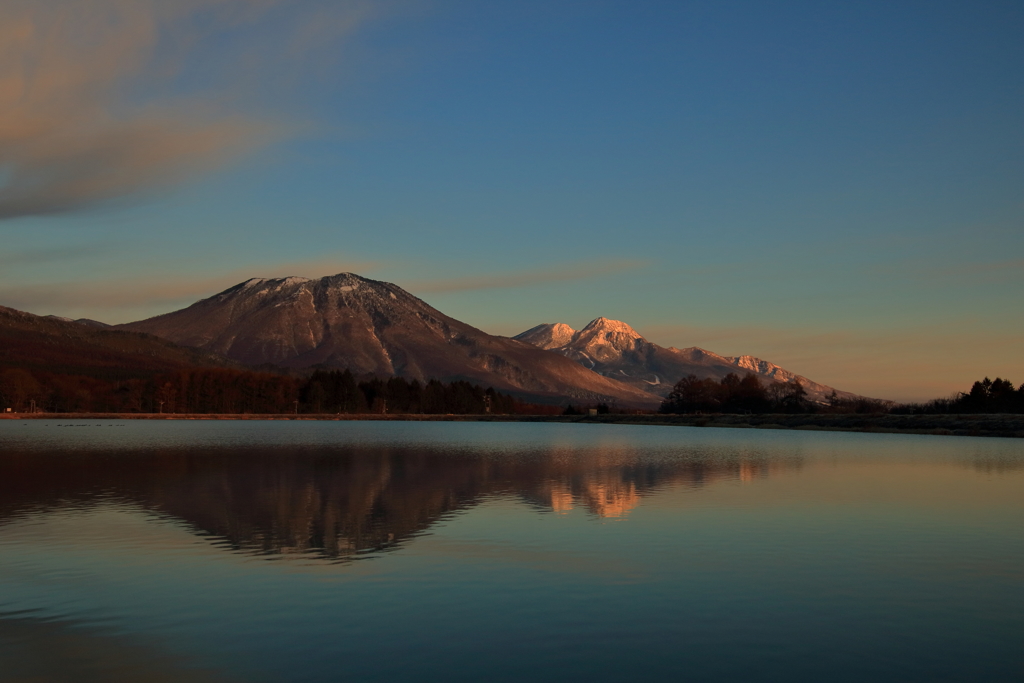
[0,0,1022,402]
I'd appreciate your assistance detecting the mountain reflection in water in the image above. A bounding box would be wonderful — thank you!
[2,422,1023,683]
[0,443,800,562]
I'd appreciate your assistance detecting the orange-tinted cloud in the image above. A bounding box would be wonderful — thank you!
[0,256,378,319]
[0,0,377,220]
[407,259,652,293]
[933,258,1024,279]
[0,244,103,267]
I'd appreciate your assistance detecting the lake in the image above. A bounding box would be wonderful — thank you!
[1,420,1022,682]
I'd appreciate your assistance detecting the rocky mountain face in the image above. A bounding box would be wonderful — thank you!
[514,318,858,404]
[119,274,661,407]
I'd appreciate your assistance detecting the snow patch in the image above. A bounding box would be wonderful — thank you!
[513,322,576,349]
[581,317,641,338]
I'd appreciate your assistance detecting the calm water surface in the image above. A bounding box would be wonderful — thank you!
[1,420,1022,682]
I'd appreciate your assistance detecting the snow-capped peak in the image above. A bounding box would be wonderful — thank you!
[726,355,795,382]
[512,322,576,350]
[580,317,641,338]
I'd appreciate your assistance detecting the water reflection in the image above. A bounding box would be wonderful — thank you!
[2,424,1023,683]
[0,444,801,562]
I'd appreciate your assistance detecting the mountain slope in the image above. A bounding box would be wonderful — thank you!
[0,305,230,379]
[514,318,859,404]
[44,315,111,328]
[120,274,661,406]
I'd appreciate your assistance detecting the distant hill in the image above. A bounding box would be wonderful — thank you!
[515,318,860,404]
[120,274,661,407]
[44,315,112,328]
[0,305,229,381]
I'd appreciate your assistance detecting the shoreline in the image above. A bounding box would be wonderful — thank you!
[2,412,1024,438]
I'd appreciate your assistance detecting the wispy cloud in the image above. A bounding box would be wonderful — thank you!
[406,259,652,293]
[868,256,1024,285]
[934,258,1024,278]
[0,244,104,267]
[0,256,378,320]
[0,0,380,221]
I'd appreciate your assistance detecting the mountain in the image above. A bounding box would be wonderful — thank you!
[516,322,576,349]
[514,318,858,404]
[44,315,111,328]
[0,305,228,380]
[119,274,661,407]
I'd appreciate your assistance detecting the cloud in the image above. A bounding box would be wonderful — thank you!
[934,258,1024,279]
[866,255,1024,286]
[0,256,645,322]
[406,259,652,293]
[0,256,378,320]
[0,0,379,221]
[0,244,103,267]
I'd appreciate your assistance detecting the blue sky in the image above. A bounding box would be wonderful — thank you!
[1,0,1022,400]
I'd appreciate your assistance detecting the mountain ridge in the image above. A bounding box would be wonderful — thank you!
[514,319,860,404]
[0,304,232,380]
[119,274,662,407]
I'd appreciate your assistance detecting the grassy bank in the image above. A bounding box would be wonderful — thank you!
[4,412,1024,438]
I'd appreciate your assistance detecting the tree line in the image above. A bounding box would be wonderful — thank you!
[891,377,1024,414]
[4,362,1022,416]
[658,372,891,415]
[298,370,520,415]
[659,373,1024,415]
[660,373,806,414]
[0,366,531,415]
